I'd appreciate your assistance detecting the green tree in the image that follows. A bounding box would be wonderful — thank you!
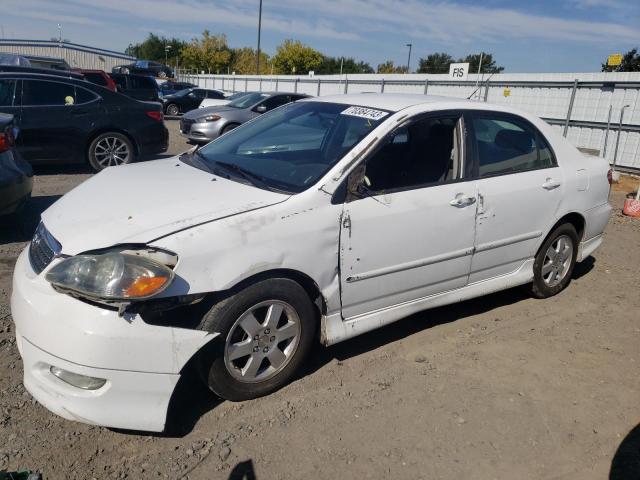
[180,31,232,73]
[417,52,454,73]
[459,52,504,74]
[230,47,271,74]
[125,33,186,65]
[602,48,640,72]
[376,60,407,74]
[272,39,323,75]
[316,56,374,74]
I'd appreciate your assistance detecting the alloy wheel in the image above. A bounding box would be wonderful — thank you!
[541,234,573,287]
[224,300,301,383]
[93,136,131,168]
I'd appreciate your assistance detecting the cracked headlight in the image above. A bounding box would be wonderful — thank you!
[45,252,174,301]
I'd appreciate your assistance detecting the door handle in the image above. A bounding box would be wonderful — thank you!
[542,178,561,190]
[450,194,477,207]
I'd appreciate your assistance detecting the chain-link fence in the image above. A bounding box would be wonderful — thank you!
[178,72,640,172]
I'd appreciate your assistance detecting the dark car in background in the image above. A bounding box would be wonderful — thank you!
[73,69,117,92]
[23,55,71,71]
[111,73,160,102]
[162,88,226,116]
[180,92,309,143]
[0,72,168,171]
[158,81,196,96]
[112,60,173,79]
[0,113,32,217]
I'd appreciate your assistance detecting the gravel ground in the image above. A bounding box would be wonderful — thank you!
[0,120,639,479]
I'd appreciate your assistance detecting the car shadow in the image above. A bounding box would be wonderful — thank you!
[610,424,640,479]
[119,256,600,438]
[0,194,60,245]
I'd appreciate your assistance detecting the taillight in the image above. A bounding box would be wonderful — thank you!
[607,169,613,185]
[0,127,15,153]
[146,111,163,121]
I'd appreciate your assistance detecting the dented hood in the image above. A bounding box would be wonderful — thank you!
[42,157,290,255]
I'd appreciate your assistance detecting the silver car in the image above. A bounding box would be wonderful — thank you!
[179,92,309,143]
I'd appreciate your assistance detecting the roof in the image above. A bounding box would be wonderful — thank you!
[306,93,470,112]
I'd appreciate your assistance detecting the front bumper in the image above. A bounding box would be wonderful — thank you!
[11,248,217,431]
[180,119,222,143]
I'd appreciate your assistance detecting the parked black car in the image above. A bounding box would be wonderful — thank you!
[0,72,168,171]
[112,60,173,78]
[0,113,32,216]
[162,88,226,115]
[23,55,71,71]
[110,73,160,102]
[159,81,196,96]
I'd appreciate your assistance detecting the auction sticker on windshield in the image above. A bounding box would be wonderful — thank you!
[341,106,389,121]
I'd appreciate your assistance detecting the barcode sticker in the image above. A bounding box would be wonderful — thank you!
[341,106,388,121]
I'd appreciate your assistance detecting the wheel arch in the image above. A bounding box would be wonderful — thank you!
[537,211,585,256]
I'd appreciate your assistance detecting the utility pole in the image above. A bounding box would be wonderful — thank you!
[405,43,412,73]
[256,0,263,75]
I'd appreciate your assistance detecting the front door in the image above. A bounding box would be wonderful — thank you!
[340,113,477,319]
[468,112,563,283]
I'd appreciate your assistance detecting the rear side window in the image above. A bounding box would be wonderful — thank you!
[207,90,225,99]
[260,95,292,112]
[84,72,107,86]
[22,80,76,106]
[472,114,555,177]
[0,79,17,106]
[75,87,99,104]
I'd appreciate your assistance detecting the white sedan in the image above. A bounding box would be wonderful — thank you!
[11,94,612,432]
[198,91,247,109]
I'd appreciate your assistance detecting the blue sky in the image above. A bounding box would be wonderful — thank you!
[3,0,639,72]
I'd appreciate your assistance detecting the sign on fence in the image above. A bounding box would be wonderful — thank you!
[607,54,623,67]
[449,63,469,80]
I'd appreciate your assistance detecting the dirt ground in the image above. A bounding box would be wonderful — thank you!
[1,120,639,479]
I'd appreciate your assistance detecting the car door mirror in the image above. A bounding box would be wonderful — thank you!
[346,164,368,201]
[255,104,267,113]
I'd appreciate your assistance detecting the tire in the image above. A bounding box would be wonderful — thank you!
[87,132,135,171]
[221,123,239,135]
[529,223,578,299]
[166,103,179,116]
[197,278,317,401]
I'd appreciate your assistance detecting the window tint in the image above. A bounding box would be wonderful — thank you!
[207,90,225,99]
[0,79,16,106]
[22,80,76,106]
[365,116,462,192]
[75,87,98,104]
[260,95,291,112]
[472,115,554,177]
[192,89,206,99]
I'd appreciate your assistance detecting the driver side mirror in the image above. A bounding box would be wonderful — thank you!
[346,164,369,202]
[255,105,267,113]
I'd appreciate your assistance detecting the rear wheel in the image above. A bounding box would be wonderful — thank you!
[197,278,316,401]
[529,223,578,298]
[166,103,179,116]
[87,132,135,171]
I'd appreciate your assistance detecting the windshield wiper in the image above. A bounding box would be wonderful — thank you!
[179,149,214,173]
[214,161,276,191]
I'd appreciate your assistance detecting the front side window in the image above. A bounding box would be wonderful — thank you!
[364,115,463,192]
[207,90,225,99]
[192,102,389,193]
[0,79,16,106]
[22,80,76,106]
[258,95,292,112]
[472,114,555,177]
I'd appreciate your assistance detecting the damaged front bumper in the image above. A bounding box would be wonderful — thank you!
[11,248,218,432]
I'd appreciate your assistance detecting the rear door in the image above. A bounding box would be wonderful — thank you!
[468,111,562,283]
[18,79,95,162]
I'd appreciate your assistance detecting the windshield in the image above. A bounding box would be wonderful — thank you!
[193,101,390,193]
[228,92,269,109]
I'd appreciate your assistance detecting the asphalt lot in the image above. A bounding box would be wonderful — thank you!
[0,120,639,479]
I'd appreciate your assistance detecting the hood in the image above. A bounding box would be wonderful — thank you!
[184,105,237,119]
[42,157,290,255]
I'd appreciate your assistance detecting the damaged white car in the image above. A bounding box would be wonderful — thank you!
[12,94,612,432]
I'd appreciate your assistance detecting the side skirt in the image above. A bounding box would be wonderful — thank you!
[321,259,534,346]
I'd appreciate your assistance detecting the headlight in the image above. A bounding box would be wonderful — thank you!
[45,252,174,301]
[198,114,221,122]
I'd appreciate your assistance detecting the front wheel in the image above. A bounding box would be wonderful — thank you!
[87,132,135,171]
[529,223,578,298]
[166,103,179,116]
[197,278,317,401]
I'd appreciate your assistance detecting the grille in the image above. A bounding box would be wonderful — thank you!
[28,223,62,275]
[180,118,195,134]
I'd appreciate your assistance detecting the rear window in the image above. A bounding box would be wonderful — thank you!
[83,72,107,86]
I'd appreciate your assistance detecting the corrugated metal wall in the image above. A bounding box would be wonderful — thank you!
[0,39,135,72]
[181,72,640,171]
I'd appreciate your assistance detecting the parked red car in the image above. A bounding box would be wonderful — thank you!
[72,69,117,92]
